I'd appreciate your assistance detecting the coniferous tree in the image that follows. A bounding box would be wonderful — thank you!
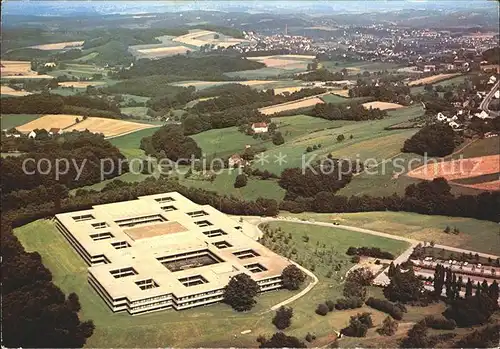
[481,280,489,294]
[433,264,445,296]
[488,280,499,304]
[465,278,473,297]
[475,282,482,297]
[388,262,396,278]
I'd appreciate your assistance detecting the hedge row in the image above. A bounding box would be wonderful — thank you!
[365,297,403,320]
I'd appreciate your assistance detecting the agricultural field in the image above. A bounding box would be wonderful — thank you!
[29,41,84,50]
[410,74,468,94]
[15,114,157,138]
[362,101,404,111]
[1,114,41,130]
[171,80,280,90]
[58,81,107,88]
[172,29,248,48]
[120,107,150,119]
[16,114,81,133]
[258,96,325,115]
[407,73,462,87]
[48,63,109,80]
[192,125,267,158]
[455,136,500,158]
[109,126,161,152]
[0,60,52,79]
[0,85,31,96]
[13,218,410,348]
[254,105,424,174]
[178,170,286,202]
[133,45,191,58]
[406,155,500,182]
[246,55,314,71]
[319,60,402,73]
[69,117,157,138]
[280,211,500,256]
[225,67,298,79]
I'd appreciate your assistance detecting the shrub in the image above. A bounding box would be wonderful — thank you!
[351,255,361,263]
[305,333,316,342]
[325,300,335,312]
[272,306,294,330]
[346,246,395,259]
[315,303,329,316]
[377,316,399,336]
[341,312,373,337]
[234,174,248,188]
[423,315,456,330]
[365,297,403,320]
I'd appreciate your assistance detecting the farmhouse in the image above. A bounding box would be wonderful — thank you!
[28,130,37,139]
[228,154,245,168]
[49,128,63,136]
[251,122,269,133]
[54,192,291,315]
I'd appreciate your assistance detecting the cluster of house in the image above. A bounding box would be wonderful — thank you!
[227,122,270,168]
[233,31,314,54]
[3,127,64,139]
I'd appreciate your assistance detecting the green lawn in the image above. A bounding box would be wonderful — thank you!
[191,126,268,158]
[224,67,296,79]
[456,137,500,158]
[120,107,150,118]
[178,170,286,201]
[254,105,424,174]
[320,94,349,103]
[280,211,500,255]
[1,114,40,129]
[13,219,410,347]
[109,127,160,151]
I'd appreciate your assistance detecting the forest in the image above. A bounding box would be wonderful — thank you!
[114,55,265,81]
[311,102,387,121]
[1,93,122,118]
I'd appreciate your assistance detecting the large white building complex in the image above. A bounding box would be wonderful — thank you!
[55,192,291,315]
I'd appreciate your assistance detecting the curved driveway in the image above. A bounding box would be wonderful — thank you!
[237,215,499,310]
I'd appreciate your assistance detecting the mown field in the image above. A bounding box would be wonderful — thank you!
[253,105,424,174]
[281,211,500,255]
[14,219,410,348]
[455,137,500,158]
[410,74,467,94]
[319,60,402,74]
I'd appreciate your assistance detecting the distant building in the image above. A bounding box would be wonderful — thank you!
[436,112,447,122]
[28,130,37,139]
[228,154,244,168]
[475,110,491,119]
[49,128,63,136]
[44,62,57,68]
[54,192,291,315]
[251,122,268,134]
[423,64,436,72]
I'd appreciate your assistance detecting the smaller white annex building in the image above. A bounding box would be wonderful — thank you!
[55,192,291,315]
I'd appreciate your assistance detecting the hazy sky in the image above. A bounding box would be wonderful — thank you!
[2,0,497,16]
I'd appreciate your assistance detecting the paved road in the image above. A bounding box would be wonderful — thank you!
[268,259,319,312]
[480,79,500,118]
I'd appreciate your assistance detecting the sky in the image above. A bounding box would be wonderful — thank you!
[2,0,497,16]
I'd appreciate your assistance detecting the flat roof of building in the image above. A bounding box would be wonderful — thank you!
[55,192,290,301]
